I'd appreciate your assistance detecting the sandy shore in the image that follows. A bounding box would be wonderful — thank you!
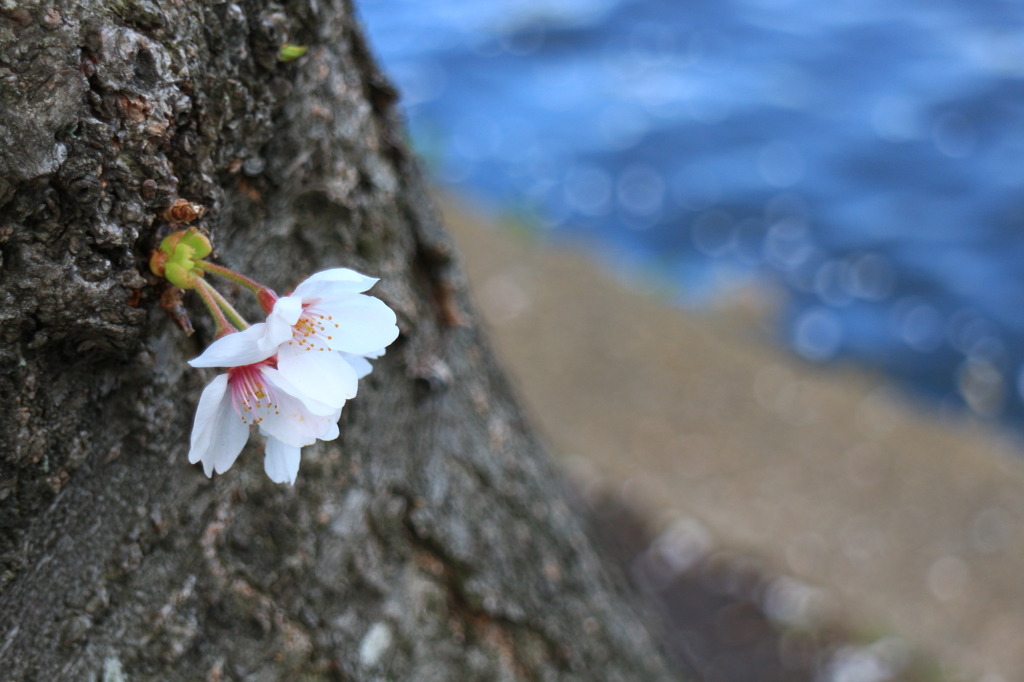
[441,196,1024,681]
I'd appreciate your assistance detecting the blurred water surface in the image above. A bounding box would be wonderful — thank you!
[358,0,1024,429]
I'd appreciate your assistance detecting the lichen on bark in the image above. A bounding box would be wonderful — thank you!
[0,1,684,679]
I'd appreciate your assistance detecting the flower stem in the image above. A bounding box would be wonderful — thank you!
[197,278,250,330]
[194,260,265,296]
[193,277,237,338]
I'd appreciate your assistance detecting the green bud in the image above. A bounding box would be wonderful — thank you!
[164,261,195,289]
[167,243,196,269]
[152,228,213,287]
[179,228,212,259]
[149,249,168,277]
[159,230,184,256]
[279,44,307,62]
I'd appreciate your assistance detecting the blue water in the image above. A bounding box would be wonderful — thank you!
[358,0,1024,426]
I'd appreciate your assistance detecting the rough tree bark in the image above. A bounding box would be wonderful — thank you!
[0,1,684,680]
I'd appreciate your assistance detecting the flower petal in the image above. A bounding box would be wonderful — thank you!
[264,437,301,484]
[189,324,273,368]
[263,363,338,416]
[320,418,340,442]
[262,295,303,353]
[293,268,378,298]
[314,295,399,355]
[256,367,341,446]
[341,352,374,379]
[278,347,358,408]
[189,374,250,477]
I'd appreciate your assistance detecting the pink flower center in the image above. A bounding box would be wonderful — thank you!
[228,361,279,424]
[288,304,339,352]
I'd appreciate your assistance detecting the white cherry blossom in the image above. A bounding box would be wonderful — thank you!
[186,268,397,484]
[191,268,398,410]
[188,359,340,484]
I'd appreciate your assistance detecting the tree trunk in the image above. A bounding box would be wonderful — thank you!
[0,1,682,679]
